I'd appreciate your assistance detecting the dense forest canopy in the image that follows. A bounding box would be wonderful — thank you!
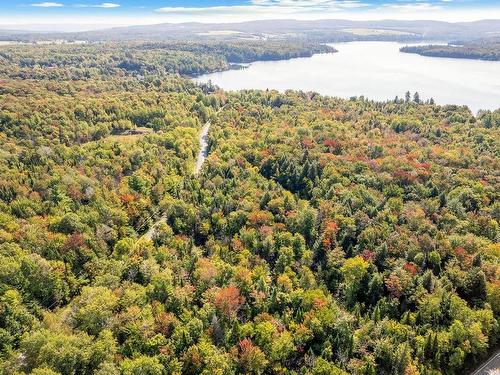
[0,41,334,79]
[0,41,499,375]
[400,38,500,61]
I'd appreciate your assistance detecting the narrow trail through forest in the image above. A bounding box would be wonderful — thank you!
[143,106,223,241]
[194,118,211,175]
[470,350,500,375]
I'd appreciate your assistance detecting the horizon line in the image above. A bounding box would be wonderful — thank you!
[1,17,500,34]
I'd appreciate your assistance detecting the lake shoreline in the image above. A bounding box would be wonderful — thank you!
[194,41,500,113]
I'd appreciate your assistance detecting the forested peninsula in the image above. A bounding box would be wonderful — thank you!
[400,39,500,61]
[0,41,335,78]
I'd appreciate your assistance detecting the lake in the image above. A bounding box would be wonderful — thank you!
[194,42,500,113]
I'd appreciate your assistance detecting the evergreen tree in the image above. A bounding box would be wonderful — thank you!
[405,91,411,103]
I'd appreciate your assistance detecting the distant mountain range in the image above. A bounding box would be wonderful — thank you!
[1,19,499,43]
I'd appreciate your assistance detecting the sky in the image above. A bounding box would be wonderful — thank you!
[1,0,500,31]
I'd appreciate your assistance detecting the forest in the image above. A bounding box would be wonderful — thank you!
[0,41,334,79]
[400,38,500,61]
[0,41,499,375]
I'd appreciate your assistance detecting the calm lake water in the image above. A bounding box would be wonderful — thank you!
[194,42,500,113]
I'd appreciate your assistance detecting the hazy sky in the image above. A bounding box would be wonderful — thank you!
[1,0,500,30]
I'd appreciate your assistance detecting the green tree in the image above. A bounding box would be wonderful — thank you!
[121,356,164,375]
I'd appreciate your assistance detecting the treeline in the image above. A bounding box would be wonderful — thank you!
[400,38,500,61]
[139,41,335,64]
[0,41,334,80]
[0,42,499,375]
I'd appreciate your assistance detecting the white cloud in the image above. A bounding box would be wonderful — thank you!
[93,2,120,7]
[252,0,368,8]
[31,2,64,7]
[156,0,493,21]
[156,5,301,14]
[156,2,372,18]
[381,2,442,11]
[156,0,368,14]
[72,2,119,8]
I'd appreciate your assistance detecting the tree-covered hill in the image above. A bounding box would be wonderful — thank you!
[0,41,334,79]
[2,19,500,43]
[0,42,498,375]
